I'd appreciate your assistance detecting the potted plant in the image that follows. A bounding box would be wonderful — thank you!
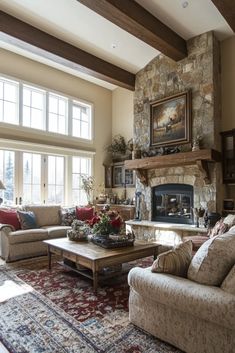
[106,135,130,161]
[80,174,95,204]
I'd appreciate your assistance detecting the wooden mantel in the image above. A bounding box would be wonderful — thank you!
[124,149,221,185]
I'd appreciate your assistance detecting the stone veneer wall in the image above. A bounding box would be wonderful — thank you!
[134,32,222,221]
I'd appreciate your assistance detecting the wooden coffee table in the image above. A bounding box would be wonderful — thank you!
[44,238,159,292]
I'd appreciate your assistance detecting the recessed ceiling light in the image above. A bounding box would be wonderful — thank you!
[182,1,189,8]
[111,43,117,49]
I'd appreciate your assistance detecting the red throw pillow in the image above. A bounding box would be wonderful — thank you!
[0,209,21,230]
[76,206,94,221]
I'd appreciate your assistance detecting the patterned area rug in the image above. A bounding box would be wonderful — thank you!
[0,257,183,353]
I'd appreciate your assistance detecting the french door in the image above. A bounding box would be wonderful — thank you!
[0,149,65,205]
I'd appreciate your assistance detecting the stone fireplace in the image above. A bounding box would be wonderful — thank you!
[132,31,222,223]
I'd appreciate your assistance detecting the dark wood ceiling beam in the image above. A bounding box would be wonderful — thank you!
[0,11,135,90]
[211,0,235,32]
[77,0,187,61]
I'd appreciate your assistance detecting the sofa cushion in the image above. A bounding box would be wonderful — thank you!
[187,228,235,286]
[152,240,192,277]
[221,265,235,295]
[208,219,229,238]
[41,225,71,238]
[25,205,61,227]
[0,209,21,230]
[223,214,235,228]
[76,206,94,221]
[8,229,48,244]
[60,207,76,226]
[17,211,38,230]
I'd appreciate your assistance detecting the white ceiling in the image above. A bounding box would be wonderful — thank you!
[0,0,234,90]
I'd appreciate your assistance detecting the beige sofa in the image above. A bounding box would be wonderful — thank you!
[128,227,235,353]
[0,205,70,262]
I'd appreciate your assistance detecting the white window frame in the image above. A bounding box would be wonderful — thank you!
[0,76,19,125]
[22,83,46,130]
[72,100,92,140]
[0,139,94,206]
[0,74,94,143]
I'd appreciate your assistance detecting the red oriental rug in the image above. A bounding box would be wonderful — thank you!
[0,257,183,353]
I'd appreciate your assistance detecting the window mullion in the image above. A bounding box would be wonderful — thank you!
[18,83,23,126]
[42,155,48,204]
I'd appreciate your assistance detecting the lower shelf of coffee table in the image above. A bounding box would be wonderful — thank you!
[58,259,126,281]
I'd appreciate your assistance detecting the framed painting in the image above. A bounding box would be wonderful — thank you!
[150,91,191,148]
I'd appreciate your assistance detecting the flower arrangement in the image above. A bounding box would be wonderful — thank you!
[80,174,95,204]
[89,210,123,236]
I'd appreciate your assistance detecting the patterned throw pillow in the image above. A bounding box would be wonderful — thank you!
[151,240,193,277]
[221,265,235,295]
[60,208,76,226]
[17,211,38,230]
[76,206,94,221]
[208,219,229,238]
[187,228,235,286]
[0,209,21,230]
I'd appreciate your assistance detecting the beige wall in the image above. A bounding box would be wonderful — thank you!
[112,87,134,140]
[0,49,112,192]
[221,36,235,131]
[111,87,134,201]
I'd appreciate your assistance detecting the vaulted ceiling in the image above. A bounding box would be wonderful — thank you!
[0,0,234,90]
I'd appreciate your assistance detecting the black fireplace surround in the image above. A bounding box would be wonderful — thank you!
[152,184,194,224]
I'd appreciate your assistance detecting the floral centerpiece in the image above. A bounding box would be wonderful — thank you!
[92,210,123,236]
[88,209,135,248]
[67,219,90,241]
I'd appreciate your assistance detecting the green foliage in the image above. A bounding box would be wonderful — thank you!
[93,214,112,235]
[106,134,127,155]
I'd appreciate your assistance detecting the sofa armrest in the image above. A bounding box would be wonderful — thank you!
[128,267,235,329]
[0,223,15,232]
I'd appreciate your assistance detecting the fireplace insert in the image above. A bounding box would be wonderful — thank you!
[152,184,193,224]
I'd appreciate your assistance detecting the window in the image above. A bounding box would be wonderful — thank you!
[0,150,15,205]
[47,155,64,204]
[23,84,45,130]
[48,93,67,134]
[0,77,18,125]
[72,101,91,139]
[0,148,93,206]
[72,156,92,205]
[23,153,41,204]
[0,76,92,141]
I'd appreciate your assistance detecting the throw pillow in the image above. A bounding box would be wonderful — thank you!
[151,240,193,277]
[60,207,76,226]
[17,210,38,230]
[0,209,21,230]
[187,228,235,286]
[223,214,235,228]
[76,206,94,221]
[208,219,229,238]
[221,265,235,295]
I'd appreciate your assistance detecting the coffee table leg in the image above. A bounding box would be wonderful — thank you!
[93,271,98,293]
[48,246,52,270]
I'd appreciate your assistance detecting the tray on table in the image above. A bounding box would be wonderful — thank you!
[91,235,134,249]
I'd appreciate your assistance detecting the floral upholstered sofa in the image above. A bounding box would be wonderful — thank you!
[128,226,235,353]
[0,205,94,262]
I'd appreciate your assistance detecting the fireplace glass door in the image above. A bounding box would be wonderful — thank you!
[152,184,193,224]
